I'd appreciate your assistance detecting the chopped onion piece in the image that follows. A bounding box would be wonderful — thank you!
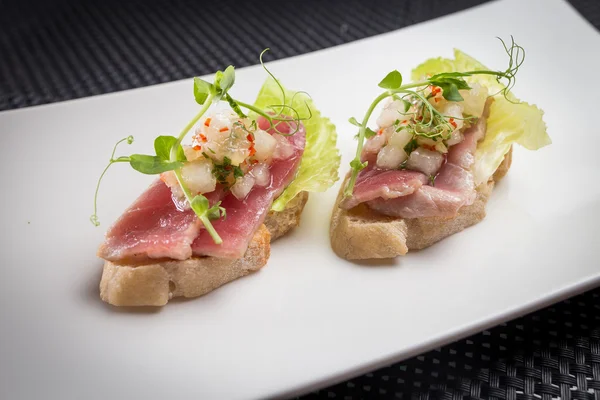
[364,133,386,155]
[405,147,444,176]
[376,145,407,169]
[183,145,203,162]
[160,171,185,200]
[181,160,216,194]
[251,163,271,187]
[446,130,464,146]
[459,83,488,117]
[273,134,294,160]
[376,99,405,128]
[388,128,413,149]
[253,129,277,162]
[231,174,256,200]
[441,103,464,130]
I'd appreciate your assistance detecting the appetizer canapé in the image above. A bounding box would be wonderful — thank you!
[92,52,340,306]
[331,38,550,259]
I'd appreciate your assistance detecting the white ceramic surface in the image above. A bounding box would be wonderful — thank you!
[1,0,600,398]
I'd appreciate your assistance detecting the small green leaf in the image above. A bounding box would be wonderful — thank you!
[446,78,471,90]
[378,70,403,90]
[350,159,367,171]
[154,136,186,162]
[430,76,470,87]
[436,82,464,102]
[214,70,223,87]
[206,201,225,220]
[233,165,244,179]
[429,76,471,102]
[429,175,436,186]
[219,66,235,94]
[206,208,220,220]
[190,194,210,216]
[129,155,183,174]
[348,117,361,127]
[154,136,175,160]
[402,99,412,113]
[213,70,226,101]
[191,195,225,227]
[194,77,214,105]
[365,127,378,139]
[403,139,418,155]
[212,156,235,185]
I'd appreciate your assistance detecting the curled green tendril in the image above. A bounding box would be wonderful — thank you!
[90,136,135,226]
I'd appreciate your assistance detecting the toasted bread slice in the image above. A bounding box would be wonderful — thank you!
[330,148,512,260]
[265,191,309,240]
[99,192,309,306]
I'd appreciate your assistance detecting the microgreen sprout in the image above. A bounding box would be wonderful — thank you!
[232,49,313,136]
[343,36,525,198]
[90,135,134,227]
[92,49,314,245]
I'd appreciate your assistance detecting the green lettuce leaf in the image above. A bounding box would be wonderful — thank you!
[412,50,551,185]
[253,78,340,211]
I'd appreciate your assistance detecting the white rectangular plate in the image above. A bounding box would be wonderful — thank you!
[1,0,600,398]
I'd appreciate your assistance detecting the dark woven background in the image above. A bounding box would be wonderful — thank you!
[2,0,599,399]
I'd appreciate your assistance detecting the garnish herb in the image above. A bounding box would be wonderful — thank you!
[378,70,403,89]
[212,156,243,186]
[92,49,313,245]
[344,37,525,198]
[403,139,418,155]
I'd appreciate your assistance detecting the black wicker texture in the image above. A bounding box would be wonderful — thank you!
[1,0,600,399]
[1,0,492,110]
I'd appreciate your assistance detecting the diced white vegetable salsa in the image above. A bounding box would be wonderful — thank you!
[366,83,488,178]
[161,110,291,201]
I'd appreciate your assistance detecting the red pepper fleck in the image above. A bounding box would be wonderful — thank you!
[434,98,440,103]
[219,127,229,132]
[198,134,207,142]
[204,118,211,127]
[377,129,384,135]
[449,118,457,129]
[416,116,423,122]
[249,145,256,157]
[246,133,254,142]
[193,145,202,151]
[402,120,408,124]
[430,86,441,96]
[251,159,259,165]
